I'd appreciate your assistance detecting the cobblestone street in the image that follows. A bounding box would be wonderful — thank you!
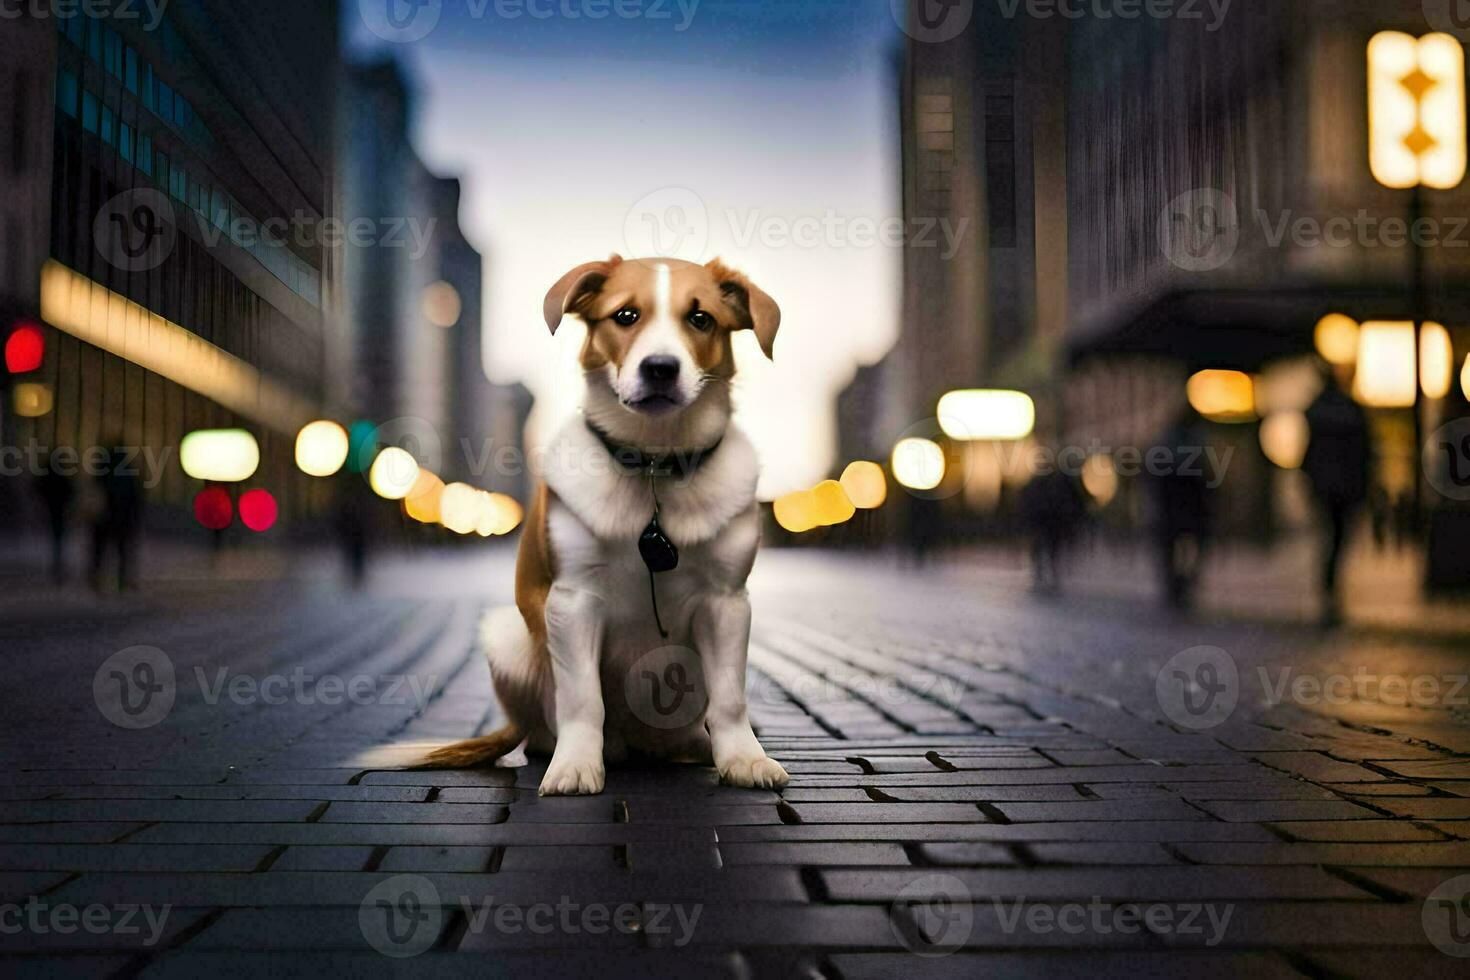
[3,547,1470,977]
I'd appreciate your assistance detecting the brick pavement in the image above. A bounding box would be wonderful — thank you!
[2,549,1470,977]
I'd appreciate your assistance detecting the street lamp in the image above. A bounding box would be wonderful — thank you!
[1367,31,1467,515]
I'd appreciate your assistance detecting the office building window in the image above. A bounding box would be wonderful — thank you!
[124,47,138,94]
[56,70,79,118]
[100,105,114,145]
[137,133,153,174]
[103,28,122,78]
[81,89,99,133]
[119,122,133,163]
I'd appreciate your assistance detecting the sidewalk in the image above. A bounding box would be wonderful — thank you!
[942,532,1470,640]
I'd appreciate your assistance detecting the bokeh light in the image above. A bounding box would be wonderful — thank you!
[891,438,945,491]
[439,482,481,534]
[839,461,887,509]
[422,281,462,328]
[1313,314,1359,366]
[1081,454,1119,506]
[180,429,260,482]
[1420,322,1453,399]
[1354,322,1417,407]
[238,489,279,532]
[193,487,233,530]
[5,322,44,373]
[347,420,378,474]
[12,382,53,418]
[773,489,819,533]
[1186,370,1256,422]
[295,420,350,477]
[476,493,524,536]
[369,447,420,500]
[811,480,856,527]
[1260,412,1310,470]
[404,471,445,524]
[936,390,1035,441]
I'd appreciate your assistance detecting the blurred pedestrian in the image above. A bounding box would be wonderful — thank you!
[1019,464,1087,594]
[1149,406,1212,610]
[336,472,372,588]
[34,452,76,584]
[89,442,145,592]
[1301,363,1371,626]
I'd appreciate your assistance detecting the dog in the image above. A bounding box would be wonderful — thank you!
[420,255,790,796]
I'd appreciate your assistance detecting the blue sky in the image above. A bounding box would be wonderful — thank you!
[347,0,904,496]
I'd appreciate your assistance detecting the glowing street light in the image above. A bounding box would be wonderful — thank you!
[1186,370,1256,422]
[180,429,260,483]
[1368,32,1466,190]
[773,489,819,533]
[892,438,946,491]
[369,447,420,500]
[439,483,481,535]
[1420,322,1454,399]
[839,461,887,509]
[295,420,350,477]
[1354,322,1418,408]
[1314,314,1359,366]
[936,389,1035,441]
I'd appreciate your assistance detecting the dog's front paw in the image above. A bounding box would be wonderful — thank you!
[719,755,789,789]
[539,754,605,796]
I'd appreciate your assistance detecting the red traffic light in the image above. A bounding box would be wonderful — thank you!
[5,323,44,374]
[193,486,233,530]
[239,488,278,532]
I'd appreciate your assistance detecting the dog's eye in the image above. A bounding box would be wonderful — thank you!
[687,310,714,332]
[613,308,640,327]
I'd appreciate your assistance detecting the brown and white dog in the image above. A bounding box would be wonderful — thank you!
[420,255,789,795]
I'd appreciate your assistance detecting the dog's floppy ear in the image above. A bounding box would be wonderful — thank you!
[544,255,622,334]
[708,259,781,359]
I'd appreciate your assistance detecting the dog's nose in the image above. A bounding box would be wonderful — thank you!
[639,356,680,385]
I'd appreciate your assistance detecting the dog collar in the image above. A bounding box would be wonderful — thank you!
[585,421,723,479]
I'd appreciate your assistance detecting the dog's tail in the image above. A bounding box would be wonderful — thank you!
[413,723,525,769]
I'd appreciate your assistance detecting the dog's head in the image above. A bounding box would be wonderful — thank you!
[544,256,780,417]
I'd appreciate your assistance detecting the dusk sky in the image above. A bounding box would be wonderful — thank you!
[347,0,904,497]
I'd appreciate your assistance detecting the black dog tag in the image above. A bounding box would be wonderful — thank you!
[638,514,679,573]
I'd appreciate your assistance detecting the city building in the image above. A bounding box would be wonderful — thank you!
[892,1,1470,550]
[339,57,528,504]
[1,2,342,532]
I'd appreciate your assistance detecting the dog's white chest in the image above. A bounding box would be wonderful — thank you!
[546,497,760,643]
